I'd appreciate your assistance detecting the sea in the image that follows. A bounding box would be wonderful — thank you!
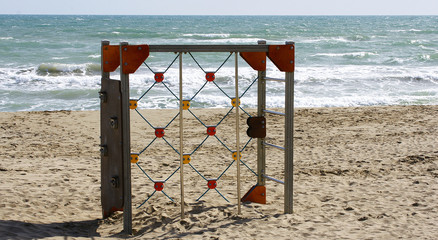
[0,15,437,112]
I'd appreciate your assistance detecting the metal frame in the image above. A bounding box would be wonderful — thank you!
[100,41,295,235]
[148,45,269,52]
[120,42,133,233]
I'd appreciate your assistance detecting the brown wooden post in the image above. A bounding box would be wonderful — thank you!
[100,40,124,218]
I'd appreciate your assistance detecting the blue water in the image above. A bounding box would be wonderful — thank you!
[0,15,437,111]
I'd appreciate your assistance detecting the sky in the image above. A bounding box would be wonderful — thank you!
[0,0,437,15]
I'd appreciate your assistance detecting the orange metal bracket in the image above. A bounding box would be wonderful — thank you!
[267,44,295,72]
[240,52,266,71]
[241,185,266,204]
[102,45,120,72]
[121,45,149,74]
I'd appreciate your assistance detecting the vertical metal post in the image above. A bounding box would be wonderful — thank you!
[179,52,185,219]
[120,42,132,234]
[257,40,266,187]
[284,41,294,214]
[235,52,241,215]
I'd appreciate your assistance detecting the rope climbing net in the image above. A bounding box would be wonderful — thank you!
[130,52,259,208]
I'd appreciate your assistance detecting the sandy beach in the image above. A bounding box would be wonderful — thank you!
[1,105,438,239]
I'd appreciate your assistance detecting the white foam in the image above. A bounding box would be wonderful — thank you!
[51,57,69,60]
[88,54,101,59]
[300,37,349,43]
[1,62,438,111]
[311,52,378,58]
[182,33,231,38]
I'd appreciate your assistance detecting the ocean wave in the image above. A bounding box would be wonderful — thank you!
[36,63,100,76]
[346,35,371,42]
[2,64,438,111]
[182,33,231,38]
[389,29,423,33]
[383,57,408,65]
[311,52,378,58]
[51,57,69,60]
[0,37,13,40]
[88,54,101,59]
[176,37,264,45]
[301,37,350,43]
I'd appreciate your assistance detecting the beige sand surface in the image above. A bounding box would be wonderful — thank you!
[1,105,438,239]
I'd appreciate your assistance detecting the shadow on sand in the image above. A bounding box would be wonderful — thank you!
[0,219,100,239]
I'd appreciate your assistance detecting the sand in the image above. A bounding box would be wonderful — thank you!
[1,105,438,239]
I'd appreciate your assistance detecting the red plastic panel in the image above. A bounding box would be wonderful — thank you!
[102,45,120,72]
[240,52,266,71]
[121,45,149,74]
[267,44,295,72]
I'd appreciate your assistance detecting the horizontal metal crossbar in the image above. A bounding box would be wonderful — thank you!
[263,142,285,150]
[148,45,270,53]
[263,174,284,185]
[264,77,286,82]
[264,109,285,116]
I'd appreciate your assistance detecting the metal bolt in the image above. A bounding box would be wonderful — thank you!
[290,61,294,64]
[124,48,127,51]
[110,117,118,129]
[99,91,107,103]
[124,62,128,66]
[110,176,119,188]
[100,145,108,156]
[105,61,109,64]
[138,47,142,50]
